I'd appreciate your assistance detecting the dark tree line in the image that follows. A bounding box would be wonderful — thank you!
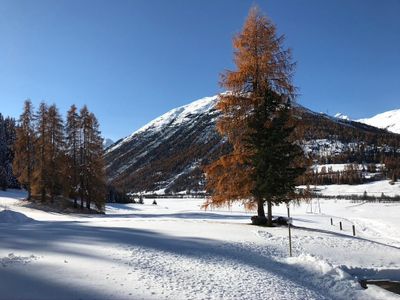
[0,114,18,190]
[13,100,106,212]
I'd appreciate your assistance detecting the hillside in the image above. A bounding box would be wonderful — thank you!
[105,95,400,194]
[357,109,400,134]
[105,96,229,193]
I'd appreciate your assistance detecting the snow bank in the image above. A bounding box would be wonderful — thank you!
[285,254,362,299]
[285,254,400,300]
[0,210,35,224]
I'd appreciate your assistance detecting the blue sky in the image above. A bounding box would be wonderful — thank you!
[0,0,399,140]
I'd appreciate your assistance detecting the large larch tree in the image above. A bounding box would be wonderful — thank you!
[204,6,303,224]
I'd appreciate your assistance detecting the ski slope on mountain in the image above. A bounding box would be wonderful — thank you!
[1,187,400,300]
[357,109,400,134]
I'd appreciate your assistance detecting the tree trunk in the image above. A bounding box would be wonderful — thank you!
[266,200,273,227]
[257,197,265,217]
[27,184,31,201]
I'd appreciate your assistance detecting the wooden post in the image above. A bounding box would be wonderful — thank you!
[352,225,356,236]
[339,221,343,231]
[330,218,333,225]
[287,204,292,257]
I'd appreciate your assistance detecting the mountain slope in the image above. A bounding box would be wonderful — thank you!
[105,96,229,193]
[105,95,400,193]
[357,109,400,134]
[103,138,114,149]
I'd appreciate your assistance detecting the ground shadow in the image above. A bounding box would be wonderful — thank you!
[0,220,348,299]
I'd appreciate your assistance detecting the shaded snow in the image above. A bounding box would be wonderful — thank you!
[0,210,35,224]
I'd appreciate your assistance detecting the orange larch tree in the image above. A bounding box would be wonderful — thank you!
[204,6,296,219]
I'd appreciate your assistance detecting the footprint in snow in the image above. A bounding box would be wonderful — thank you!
[257,230,273,238]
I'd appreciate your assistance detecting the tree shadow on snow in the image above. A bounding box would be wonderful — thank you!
[0,266,114,300]
[294,225,400,250]
[0,220,353,299]
[93,211,253,220]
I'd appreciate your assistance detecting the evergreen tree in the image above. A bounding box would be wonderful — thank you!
[0,114,8,190]
[246,91,307,226]
[4,116,17,188]
[204,6,296,220]
[13,100,35,199]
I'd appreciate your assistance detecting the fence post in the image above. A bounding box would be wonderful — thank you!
[330,218,333,225]
[339,221,342,231]
[287,204,292,257]
[352,225,356,236]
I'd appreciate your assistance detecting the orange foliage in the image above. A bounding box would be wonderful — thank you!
[204,6,295,209]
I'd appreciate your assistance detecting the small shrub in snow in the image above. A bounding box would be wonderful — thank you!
[138,196,144,204]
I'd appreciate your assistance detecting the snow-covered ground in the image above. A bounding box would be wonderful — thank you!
[0,186,400,300]
[313,179,400,197]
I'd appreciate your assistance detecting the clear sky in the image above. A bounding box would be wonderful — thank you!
[0,0,399,140]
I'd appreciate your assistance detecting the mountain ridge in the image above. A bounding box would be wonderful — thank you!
[105,94,400,193]
[357,109,400,134]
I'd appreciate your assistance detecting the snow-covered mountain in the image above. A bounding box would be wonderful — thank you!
[105,95,225,193]
[103,138,114,149]
[357,109,400,134]
[105,95,400,194]
[334,113,350,120]
[107,96,219,154]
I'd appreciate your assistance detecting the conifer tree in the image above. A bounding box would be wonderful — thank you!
[4,117,17,188]
[47,104,65,202]
[32,102,49,201]
[204,6,296,221]
[13,100,35,200]
[79,106,106,211]
[65,105,80,207]
[0,114,8,190]
[246,91,306,226]
[79,106,90,209]
[86,112,106,211]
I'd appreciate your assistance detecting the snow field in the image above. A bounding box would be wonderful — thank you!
[0,186,400,299]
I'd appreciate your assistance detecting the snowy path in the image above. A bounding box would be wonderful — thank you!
[0,190,399,299]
